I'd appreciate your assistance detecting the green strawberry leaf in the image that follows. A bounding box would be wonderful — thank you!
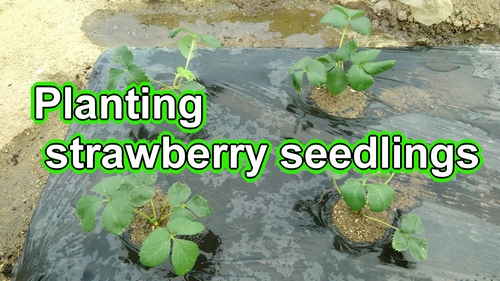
[408,236,428,261]
[76,196,106,232]
[124,64,149,86]
[177,66,196,81]
[107,68,125,90]
[319,9,349,28]
[347,64,374,91]
[101,191,134,235]
[392,230,409,251]
[334,5,364,19]
[178,35,197,60]
[172,239,199,276]
[316,52,339,69]
[139,227,172,267]
[91,175,123,197]
[336,39,358,61]
[168,182,192,206]
[292,71,304,93]
[199,34,222,48]
[366,183,395,212]
[112,44,134,67]
[169,28,191,38]
[350,49,381,64]
[362,60,397,75]
[340,178,366,211]
[325,66,348,95]
[170,206,197,221]
[289,56,313,74]
[179,80,206,92]
[168,217,205,235]
[401,213,423,234]
[305,60,327,86]
[186,195,212,217]
[349,17,372,36]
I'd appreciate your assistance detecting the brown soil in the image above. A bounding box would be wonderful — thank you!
[129,189,170,245]
[332,196,392,242]
[309,86,367,118]
[1,0,498,280]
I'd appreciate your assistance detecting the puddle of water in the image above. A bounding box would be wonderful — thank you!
[82,8,407,48]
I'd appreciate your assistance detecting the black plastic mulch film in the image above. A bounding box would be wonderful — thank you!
[13,46,500,280]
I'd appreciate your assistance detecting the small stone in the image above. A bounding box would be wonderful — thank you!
[478,23,485,29]
[12,206,16,211]
[397,11,407,21]
[453,20,463,27]
[372,0,391,14]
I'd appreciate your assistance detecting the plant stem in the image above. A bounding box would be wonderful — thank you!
[363,214,399,231]
[175,37,197,88]
[148,76,170,89]
[158,213,171,224]
[384,172,395,185]
[150,199,158,222]
[333,178,341,195]
[338,25,349,48]
[134,209,154,222]
[160,198,169,214]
